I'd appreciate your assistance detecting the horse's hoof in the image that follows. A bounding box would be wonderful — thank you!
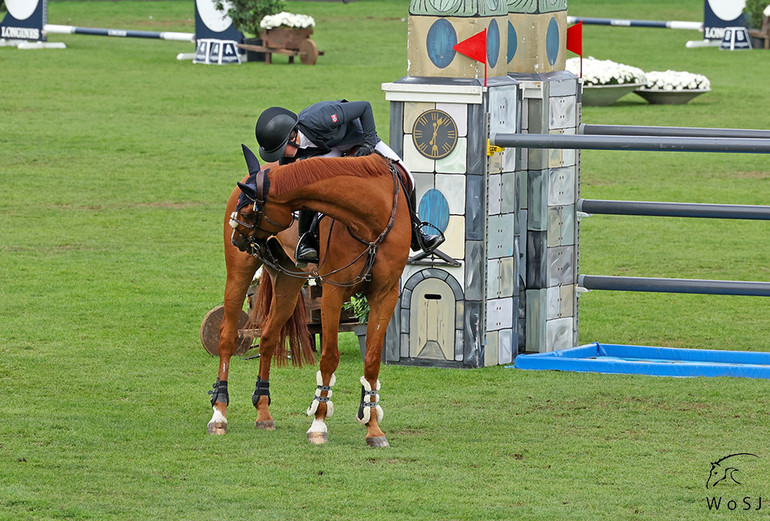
[366,436,390,448]
[207,421,227,435]
[307,432,328,444]
[254,420,275,430]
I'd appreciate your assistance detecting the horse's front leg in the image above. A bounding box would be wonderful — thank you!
[306,287,344,444]
[355,287,399,448]
[208,258,258,434]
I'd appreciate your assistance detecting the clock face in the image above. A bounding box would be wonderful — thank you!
[412,109,458,160]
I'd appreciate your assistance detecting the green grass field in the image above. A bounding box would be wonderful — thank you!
[2,1,770,519]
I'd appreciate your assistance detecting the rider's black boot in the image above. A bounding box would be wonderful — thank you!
[294,210,319,267]
[409,190,444,253]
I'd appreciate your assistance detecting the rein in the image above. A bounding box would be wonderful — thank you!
[253,160,403,288]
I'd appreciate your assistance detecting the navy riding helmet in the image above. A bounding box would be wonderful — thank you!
[255,107,298,163]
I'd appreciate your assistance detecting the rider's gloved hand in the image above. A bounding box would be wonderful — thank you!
[353,144,375,157]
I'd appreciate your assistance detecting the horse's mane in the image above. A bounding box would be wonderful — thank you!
[269,154,392,196]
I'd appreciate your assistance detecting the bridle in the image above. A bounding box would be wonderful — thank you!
[231,160,403,288]
[230,168,294,254]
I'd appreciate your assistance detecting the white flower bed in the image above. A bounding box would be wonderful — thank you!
[640,70,711,91]
[260,12,315,30]
[566,57,646,86]
[567,57,711,92]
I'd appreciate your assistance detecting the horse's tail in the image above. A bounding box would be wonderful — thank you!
[248,272,316,367]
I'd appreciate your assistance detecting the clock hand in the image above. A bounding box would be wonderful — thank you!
[429,121,439,146]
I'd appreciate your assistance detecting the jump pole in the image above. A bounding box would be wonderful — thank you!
[489,133,770,154]
[1,0,196,47]
[580,124,770,140]
[578,199,770,220]
[566,16,702,31]
[44,24,194,42]
[2,1,241,61]
[579,276,770,298]
[567,1,751,47]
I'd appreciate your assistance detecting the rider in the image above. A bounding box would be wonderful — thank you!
[255,100,444,265]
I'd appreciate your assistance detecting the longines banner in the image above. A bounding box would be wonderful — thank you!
[703,0,749,40]
[0,0,47,41]
[194,0,242,43]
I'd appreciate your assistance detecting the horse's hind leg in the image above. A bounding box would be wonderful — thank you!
[306,286,345,444]
[251,271,305,430]
[356,286,399,448]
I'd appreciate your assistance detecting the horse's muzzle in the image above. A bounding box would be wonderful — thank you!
[231,230,251,253]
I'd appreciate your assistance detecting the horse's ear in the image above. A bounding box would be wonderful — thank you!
[241,144,261,176]
[237,181,257,198]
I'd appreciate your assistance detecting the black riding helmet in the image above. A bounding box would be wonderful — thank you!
[255,107,299,162]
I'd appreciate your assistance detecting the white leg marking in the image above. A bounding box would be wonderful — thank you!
[307,418,327,434]
[210,407,227,425]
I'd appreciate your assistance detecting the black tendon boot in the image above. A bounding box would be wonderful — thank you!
[409,190,444,253]
[294,210,319,267]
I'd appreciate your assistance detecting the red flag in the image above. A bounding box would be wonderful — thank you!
[566,21,583,56]
[453,29,487,86]
[566,21,583,78]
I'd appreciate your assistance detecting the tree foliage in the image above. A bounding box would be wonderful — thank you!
[214,0,286,36]
[744,0,768,29]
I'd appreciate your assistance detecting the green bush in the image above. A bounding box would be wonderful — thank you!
[343,293,369,323]
[214,0,286,37]
[744,0,768,28]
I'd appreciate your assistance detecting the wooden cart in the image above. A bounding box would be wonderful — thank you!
[200,283,359,356]
[238,27,321,65]
[748,15,770,50]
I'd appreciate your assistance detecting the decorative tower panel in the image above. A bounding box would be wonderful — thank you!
[383,0,579,365]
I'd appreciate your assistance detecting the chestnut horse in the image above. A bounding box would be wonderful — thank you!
[208,146,411,447]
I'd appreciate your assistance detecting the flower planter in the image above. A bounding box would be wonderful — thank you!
[749,34,768,49]
[634,88,710,105]
[260,27,313,50]
[243,37,266,62]
[354,323,367,359]
[581,83,644,107]
[353,323,385,362]
[639,70,711,102]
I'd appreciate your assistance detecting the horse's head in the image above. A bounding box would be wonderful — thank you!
[229,145,293,254]
[706,453,759,489]
[707,461,726,489]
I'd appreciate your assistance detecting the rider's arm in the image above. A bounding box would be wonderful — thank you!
[339,101,380,147]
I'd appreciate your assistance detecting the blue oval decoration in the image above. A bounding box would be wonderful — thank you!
[426,19,457,69]
[487,19,500,68]
[418,189,450,234]
[546,17,559,66]
[507,21,517,63]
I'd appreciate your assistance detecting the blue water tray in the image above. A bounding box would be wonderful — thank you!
[511,343,770,379]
